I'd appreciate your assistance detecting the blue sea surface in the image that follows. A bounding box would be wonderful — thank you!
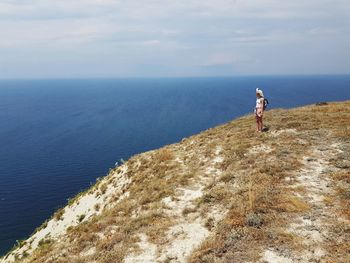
[0,76,350,255]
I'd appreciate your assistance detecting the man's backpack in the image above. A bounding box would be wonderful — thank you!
[263,98,269,110]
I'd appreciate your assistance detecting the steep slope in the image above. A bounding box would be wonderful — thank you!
[1,101,349,263]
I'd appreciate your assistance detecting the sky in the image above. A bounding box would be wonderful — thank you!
[0,0,349,78]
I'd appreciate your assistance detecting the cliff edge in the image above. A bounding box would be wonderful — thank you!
[2,101,349,263]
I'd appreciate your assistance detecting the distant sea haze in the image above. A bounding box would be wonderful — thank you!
[0,75,350,255]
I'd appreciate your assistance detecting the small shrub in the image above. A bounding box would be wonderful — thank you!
[67,198,75,206]
[77,214,86,223]
[54,208,65,221]
[38,238,52,247]
[94,203,101,211]
[100,183,108,195]
[334,160,350,170]
[245,213,262,227]
[205,217,215,230]
[219,172,235,183]
[182,207,197,216]
[201,193,215,203]
[21,251,29,258]
[228,228,244,242]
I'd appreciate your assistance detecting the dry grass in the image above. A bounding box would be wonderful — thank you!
[156,148,174,162]
[279,196,310,213]
[7,101,350,263]
[53,209,65,221]
[189,101,350,262]
[322,167,350,261]
[99,183,108,195]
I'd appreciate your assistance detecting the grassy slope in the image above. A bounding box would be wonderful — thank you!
[3,101,350,263]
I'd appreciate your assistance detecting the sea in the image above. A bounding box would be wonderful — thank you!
[0,75,350,255]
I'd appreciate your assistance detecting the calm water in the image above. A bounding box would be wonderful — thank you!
[0,76,350,255]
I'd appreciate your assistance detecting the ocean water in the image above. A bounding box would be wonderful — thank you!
[0,76,349,255]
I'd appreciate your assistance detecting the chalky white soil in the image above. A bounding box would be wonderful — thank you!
[124,147,227,263]
[2,165,130,263]
[261,142,349,263]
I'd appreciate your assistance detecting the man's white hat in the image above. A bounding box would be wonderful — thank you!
[256,88,264,97]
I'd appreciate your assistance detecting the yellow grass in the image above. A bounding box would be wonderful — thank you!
[5,101,350,263]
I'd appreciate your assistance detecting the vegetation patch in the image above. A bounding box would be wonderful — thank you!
[6,101,350,263]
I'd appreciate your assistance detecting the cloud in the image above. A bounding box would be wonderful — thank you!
[0,0,118,18]
[202,53,237,66]
[0,0,349,77]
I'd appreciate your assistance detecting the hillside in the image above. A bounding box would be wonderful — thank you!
[1,101,349,263]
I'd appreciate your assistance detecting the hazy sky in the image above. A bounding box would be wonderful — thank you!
[0,0,349,78]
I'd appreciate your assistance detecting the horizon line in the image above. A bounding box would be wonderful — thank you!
[1,73,350,81]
